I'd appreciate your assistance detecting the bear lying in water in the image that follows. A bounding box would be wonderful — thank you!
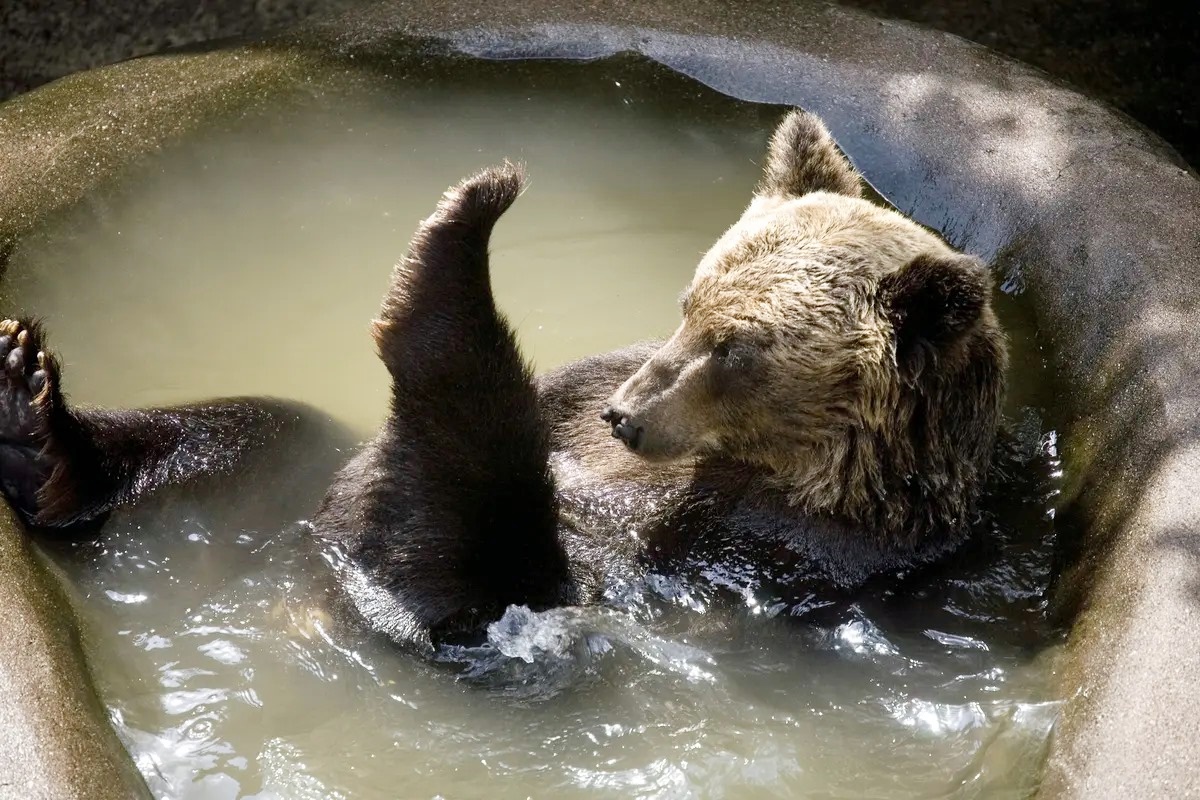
[0,111,1005,652]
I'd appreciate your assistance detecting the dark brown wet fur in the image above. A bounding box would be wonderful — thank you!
[870,252,1005,546]
[312,164,577,650]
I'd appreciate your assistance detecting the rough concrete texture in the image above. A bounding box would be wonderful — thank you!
[0,0,359,101]
[0,1,1197,798]
[2,1,1195,169]
[0,505,151,799]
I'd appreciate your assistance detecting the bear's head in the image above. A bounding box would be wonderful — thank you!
[602,111,1007,546]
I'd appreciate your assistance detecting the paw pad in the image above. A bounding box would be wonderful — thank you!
[0,318,60,443]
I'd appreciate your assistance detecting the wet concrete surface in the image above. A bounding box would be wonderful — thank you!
[0,504,152,799]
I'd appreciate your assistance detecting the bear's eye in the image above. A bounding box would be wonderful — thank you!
[707,339,756,394]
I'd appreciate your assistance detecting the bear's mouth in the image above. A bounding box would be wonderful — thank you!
[600,407,643,451]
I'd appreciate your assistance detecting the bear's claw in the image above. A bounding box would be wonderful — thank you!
[0,318,61,448]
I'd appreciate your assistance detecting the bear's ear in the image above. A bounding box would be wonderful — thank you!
[757,110,862,199]
[879,253,991,378]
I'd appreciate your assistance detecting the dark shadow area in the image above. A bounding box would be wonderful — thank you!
[0,0,358,100]
[1160,529,1200,608]
[838,0,1200,168]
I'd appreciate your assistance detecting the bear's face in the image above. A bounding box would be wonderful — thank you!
[602,111,1002,530]
[603,193,903,466]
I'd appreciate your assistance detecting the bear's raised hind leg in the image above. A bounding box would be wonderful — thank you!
[316,164,575,649]
[371,162,527,377]
[0,320,58,444]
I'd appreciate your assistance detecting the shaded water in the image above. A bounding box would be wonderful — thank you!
[4,55,1064,799]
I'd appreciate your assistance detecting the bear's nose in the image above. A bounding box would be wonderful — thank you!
[600,406,643,450]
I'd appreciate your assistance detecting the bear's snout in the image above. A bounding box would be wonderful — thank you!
[600,406,643,451]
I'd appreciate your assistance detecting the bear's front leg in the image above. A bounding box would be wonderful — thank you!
[0,317,310,529]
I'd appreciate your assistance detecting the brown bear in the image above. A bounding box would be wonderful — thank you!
[0,111,1006,652]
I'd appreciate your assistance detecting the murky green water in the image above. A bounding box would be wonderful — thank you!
[4,55,1064,799]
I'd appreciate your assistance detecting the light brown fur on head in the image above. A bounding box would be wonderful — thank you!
[604,111,1007,547]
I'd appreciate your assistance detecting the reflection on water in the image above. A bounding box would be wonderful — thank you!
[6,55,1064,799]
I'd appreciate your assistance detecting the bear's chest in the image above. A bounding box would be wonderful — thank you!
[549,452,902,611]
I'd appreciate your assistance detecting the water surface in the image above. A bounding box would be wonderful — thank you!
[4,55,1064,800]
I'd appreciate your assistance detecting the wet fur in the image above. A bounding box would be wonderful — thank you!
[605,112,1005,548]
[315,165,579,648]
[0,112,1007,650]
